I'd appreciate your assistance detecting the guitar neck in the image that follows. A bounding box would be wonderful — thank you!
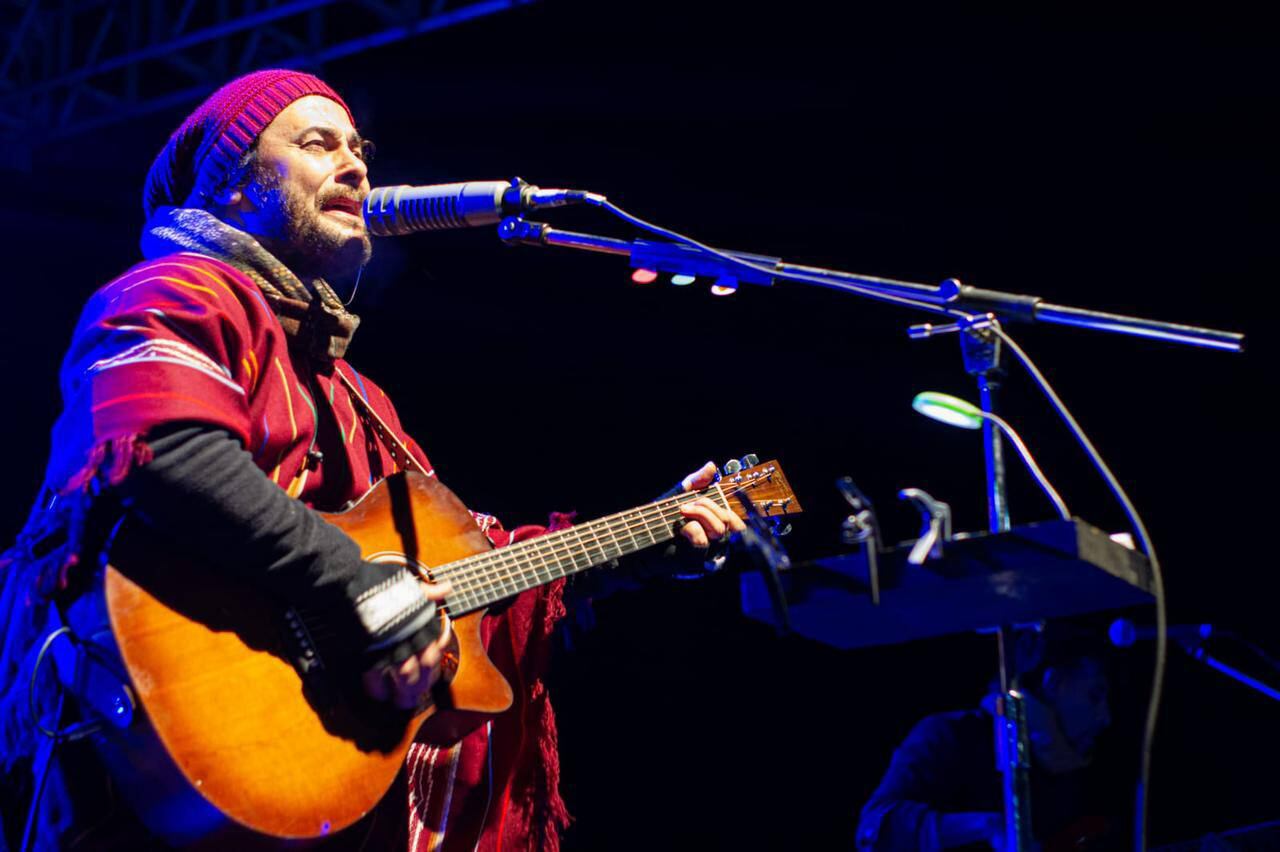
[435,487,731,616]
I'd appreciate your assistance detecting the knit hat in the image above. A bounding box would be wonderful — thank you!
[142,69,353,219]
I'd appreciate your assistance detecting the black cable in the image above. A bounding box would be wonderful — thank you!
[28,627,72,739]
[21,687,66,852]
[987,326,1165,852]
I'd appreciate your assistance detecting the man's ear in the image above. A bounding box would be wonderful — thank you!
[1040,665,1064,698]
[1013,629,1047,680]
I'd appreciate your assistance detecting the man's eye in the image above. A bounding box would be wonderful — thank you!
[302,139,327,150]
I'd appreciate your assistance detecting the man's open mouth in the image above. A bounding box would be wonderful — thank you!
[322,197,363,219]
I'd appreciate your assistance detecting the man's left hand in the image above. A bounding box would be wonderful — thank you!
[676,461,746,549]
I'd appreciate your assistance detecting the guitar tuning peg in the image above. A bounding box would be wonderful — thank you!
[740,453,759,469]
[722,458,743,476]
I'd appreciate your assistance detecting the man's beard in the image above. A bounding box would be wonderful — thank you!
[248,167,372,284]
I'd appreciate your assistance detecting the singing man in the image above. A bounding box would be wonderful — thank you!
[0,68,742,850]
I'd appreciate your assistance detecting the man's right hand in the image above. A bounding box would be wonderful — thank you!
[361,581,452,709]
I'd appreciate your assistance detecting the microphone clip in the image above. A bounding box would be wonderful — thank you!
[503,176,594,213]
[734,490,793,636]
[837,477,883,605]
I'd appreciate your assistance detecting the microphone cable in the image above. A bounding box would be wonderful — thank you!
[987,326,1165,852]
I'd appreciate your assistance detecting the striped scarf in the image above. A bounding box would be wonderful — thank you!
[141,206,361,360]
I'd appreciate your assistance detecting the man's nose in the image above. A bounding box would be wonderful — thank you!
[335,144,367,187]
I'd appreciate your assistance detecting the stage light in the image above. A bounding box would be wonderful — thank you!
[671,274,696,286]
[912,391,984,429]
[710,277,738,296]
[911,391,1071,520]
[631,268,658,284]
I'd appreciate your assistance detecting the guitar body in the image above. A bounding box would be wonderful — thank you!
[101,472,511,842]
[89,459,800,843]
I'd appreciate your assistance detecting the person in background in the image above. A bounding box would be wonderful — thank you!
[857,630,1127,851]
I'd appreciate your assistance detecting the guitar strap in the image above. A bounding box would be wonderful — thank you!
[333,369,498,842]
[332,368,432,478]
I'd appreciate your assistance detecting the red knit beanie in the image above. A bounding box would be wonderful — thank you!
[142,69,353,219]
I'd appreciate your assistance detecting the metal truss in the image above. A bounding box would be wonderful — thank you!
[1,0,533,154]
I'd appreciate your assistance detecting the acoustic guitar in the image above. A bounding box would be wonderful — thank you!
[90,461,800,842]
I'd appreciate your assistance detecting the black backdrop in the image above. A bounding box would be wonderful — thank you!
[2,3,1275,848]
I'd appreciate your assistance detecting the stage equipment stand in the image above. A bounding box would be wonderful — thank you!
[497,212,1244,852]
[965,318,1031,849]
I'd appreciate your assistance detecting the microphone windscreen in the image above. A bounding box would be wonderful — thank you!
[364,182,508,236]
[1108,618,1136,647]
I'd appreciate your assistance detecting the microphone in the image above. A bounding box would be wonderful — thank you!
[1108,618,1214,648]
[363,178,589,236]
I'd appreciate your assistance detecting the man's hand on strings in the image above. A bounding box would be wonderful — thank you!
[362,581,454,710]
[676,461,746,549]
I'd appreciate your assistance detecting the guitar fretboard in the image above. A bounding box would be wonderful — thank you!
[435,487,732,616]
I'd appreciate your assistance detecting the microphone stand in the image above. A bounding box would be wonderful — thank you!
[497,217,1246,351]
[1178,639,1280,704]
[497,214,1245,852]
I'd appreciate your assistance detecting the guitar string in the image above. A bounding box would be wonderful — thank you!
[439,472,794,597]
[434,488,728,597]
[336,370,789,608]
[438,496,729,613]
[441,494,710,600]
[336,367,736,601]
[445,470,788,591]
[398,483,735,611]
[435,479,756,593]
[435,476,789,610]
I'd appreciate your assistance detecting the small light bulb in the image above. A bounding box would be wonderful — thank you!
[710,277,738,296]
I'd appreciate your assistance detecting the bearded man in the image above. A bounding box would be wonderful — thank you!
[0,69,741,850]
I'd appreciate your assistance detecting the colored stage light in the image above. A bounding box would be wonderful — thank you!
[912,390,1072,520]
[911,391,984,430]
[710,277,738,296]
[631,268,659,284]
[671,274,696,286]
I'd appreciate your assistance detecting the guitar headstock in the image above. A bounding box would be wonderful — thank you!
[712,459,802,520]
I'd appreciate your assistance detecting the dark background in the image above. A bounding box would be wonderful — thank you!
[2,3,1275,848]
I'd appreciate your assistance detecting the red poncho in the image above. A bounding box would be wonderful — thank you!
[35,250,571,850]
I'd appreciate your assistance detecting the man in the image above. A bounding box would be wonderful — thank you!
[0,69,742,850]
[857,637,1126,851]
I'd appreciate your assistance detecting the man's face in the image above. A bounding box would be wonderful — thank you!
[1043,657,1111,757]
[236,95,372,281]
